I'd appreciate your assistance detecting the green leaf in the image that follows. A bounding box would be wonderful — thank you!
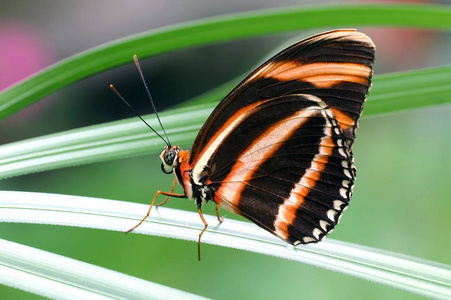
[0,216,208,299]
[367,67,451,116]
[1,3,450,299]
[1,191,450,299]
[0,3,450,120]
[0,66,449,180]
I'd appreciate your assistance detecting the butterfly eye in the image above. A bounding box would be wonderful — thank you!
[160,146,180,174]
[164,148,176,165]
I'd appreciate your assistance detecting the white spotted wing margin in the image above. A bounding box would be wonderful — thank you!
[209,94,356,245]
[182,29,375,245]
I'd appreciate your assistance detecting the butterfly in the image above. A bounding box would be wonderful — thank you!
[125,29,375,259]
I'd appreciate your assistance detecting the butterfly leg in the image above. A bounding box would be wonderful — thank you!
[197,207,209,261]
[215,204,224,223]
[156,178,177,207]
[126,188,185,233]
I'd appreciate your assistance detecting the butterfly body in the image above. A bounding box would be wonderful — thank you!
[154,29,375,248]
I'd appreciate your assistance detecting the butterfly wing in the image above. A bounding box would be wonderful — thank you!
[190,29,375,244]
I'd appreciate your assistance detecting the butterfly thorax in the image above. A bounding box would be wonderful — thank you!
[160,145,212,208]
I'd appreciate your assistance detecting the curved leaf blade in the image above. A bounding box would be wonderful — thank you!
[1,191,450,299]
[0,67,450,180]
[0,237,208,300]
[0,4,450,119]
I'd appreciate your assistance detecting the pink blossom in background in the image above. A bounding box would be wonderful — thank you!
[0,21,56,123]
[0,21,54,92]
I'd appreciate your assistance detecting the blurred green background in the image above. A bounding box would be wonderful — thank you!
[0,0,450,299]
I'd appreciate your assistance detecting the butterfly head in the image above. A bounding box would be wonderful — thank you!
[160,145,180,174]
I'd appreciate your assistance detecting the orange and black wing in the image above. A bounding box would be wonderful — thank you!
[190,30,375,244]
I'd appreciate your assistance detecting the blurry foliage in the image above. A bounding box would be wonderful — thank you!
[0,3,450,300]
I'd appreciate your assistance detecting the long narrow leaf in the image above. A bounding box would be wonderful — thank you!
[0,4,450,119]
[1,191,450,299]
[0,66,450,180]
[0,238,208,300]
[0,105,210,179]
[366,67,451,116]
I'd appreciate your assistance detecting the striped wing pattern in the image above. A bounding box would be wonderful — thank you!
[191,30,375,244]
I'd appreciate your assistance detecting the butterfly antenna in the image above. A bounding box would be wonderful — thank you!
[110,84,170,147]
[133,54,171,147]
